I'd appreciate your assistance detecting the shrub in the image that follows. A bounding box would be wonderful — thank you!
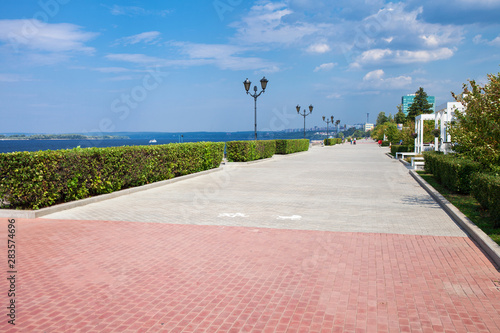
[226,140,276,162]
[423,152,482,194]
[390,145,414,155]
[471,172,500,226]
[0,142,224,210]
[275,139,309,154]
[381,141,391,147]
[324,138,339,146]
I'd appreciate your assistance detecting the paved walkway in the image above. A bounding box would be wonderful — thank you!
[1,143,499,332]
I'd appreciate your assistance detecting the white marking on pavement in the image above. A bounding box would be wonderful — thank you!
[277,215,302,220]
[218,213,249,218]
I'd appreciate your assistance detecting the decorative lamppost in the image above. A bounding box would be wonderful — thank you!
[243,77,268,140]
[335,119,341,134]
[322,115,334,138]
[296,104,313,139]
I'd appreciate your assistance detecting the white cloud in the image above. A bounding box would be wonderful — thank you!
[314,62,336,72]
[490,36,500,46]
[106,53,163,64]
[0,19,97,54]
[326,92,342,99]
[115,31,161,46]
[231,2,332,46]
[307,43,331,54]
[104,5,171,17]
[107,42,280,72]
[0,74,35,82]
[471,34,500,47]
[93,67,132,73]
[363,69,384,81]
[361,69,412,89]
[473,34,486,44]
[353,47,454,67]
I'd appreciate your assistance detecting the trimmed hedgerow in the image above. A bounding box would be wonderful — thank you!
[390,145,414,155]
[275,139,309,154]
[423,152,482,194]
[0,142,224,210]
[471,172,500,226]
[226,140,276,162]
[324,138,342,146]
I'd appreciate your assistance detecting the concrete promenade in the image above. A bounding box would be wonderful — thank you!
[1,142,499,332]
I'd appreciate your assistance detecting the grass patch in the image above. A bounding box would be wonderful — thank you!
[418,171,500,245]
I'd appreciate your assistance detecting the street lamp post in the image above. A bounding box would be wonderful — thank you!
[296,104,313,139]
[335,119,341,134]
[243,77,268,140]
[322,115,334,138]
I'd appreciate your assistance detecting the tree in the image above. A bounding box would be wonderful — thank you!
[407,87,433,122]
[376,112,388,126]
[395,104,406,124]
[448,72,500,168]
[371,122,401,142]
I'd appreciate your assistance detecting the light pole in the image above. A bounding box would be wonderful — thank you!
[322,115,334,138]
[335,119,341,134]
[243,77,268,140]
[296,104,313,139]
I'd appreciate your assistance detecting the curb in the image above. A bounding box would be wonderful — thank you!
[0,167,223,219]
[226,149,311,166]
[410,169,500,268]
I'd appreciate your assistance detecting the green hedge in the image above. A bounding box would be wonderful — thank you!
[324,138,342,146]
[381,141,391,146]
[0,142,224,210]
[471,172,500,225]
[275,139,309,154]
[423,152,482,194]
[390,145,414,155]
[226,140,276,162]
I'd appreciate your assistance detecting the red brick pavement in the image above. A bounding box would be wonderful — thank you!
[1,218,500,332]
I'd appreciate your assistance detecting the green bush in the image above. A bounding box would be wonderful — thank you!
[381,141,391,146]
[471,172,500,226]
[275,139,309,154]
[0,142,224,210]
[226,140,276,162]
[423,152,482,194]
[324,138,342,146]
[390,145,414,155]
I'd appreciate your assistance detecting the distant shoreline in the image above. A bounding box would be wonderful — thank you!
[0,136,129,141]
[0,138,130,141]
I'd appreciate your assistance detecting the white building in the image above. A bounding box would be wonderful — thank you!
[414,101,465,154]
[434,102,465,153]
[364,123,374,132]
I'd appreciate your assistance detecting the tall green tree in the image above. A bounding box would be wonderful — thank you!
[407,87,433,122]
[448,72,500,168]
[394,104,406,124]
[376,112,388,126]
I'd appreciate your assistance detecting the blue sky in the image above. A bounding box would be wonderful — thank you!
[1,0,499,134]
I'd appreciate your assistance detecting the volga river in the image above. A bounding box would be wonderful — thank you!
[0,131,297,154]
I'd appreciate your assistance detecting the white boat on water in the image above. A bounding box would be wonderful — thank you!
[149,139,157,143]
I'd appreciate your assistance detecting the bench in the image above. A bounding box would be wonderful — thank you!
[411,157,425,170]
[396,152,417,159]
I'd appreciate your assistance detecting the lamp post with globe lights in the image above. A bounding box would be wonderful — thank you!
[243,77,268,140]
[296,104,313,139]
[323,115,334,138]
